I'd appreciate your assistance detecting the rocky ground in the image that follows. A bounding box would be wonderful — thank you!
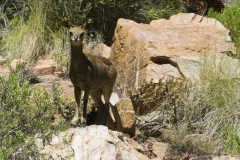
[1,12,240,159]
[0,57,239,160]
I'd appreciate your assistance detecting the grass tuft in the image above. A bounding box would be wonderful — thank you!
[2,4,47,62]
[135,54,240,156]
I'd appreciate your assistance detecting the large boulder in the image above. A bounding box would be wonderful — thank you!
[36,125,149,160]
[110,13,238,96]
[108,97,136,137]
[85,42,111,58]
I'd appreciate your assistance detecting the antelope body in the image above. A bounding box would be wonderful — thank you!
[63,19,117,126]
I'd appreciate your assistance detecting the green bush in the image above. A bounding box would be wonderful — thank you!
[224,126,240,155]
[0,70,68,159]
[139,0,185,23]
[207,2,240,58]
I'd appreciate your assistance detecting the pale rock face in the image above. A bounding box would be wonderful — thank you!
[85,42,111,58]
[33,59,57,75]
[110,13,238,96]
[36,126,149,160]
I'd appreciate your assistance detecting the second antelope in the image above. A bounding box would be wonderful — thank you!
[63,18,117,126]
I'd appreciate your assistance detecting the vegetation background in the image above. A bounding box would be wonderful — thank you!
[0,0,240,159]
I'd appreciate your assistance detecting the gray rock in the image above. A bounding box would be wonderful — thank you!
[36,125,150,160]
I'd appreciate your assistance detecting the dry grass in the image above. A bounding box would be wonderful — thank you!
[2,5,46,62]
[136,54,240,157]
[1,2,68,65]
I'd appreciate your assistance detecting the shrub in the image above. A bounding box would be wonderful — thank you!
[138,0,185,23]
[0,69,68,159]
[207,2,240,58]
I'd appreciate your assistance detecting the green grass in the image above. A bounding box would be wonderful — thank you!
[2,4,47,62]
[198,55,240,154]
[207,2,240,58]
[224,126,240,155]
[1,1,70,65]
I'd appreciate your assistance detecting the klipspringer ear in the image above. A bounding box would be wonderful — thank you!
[82,18,93,29]
[62,17,73,28]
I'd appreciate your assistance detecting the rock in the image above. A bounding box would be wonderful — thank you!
[35,129,74,159]
[108,84,123,106]
[33,59,57,75]
[189,156,213,160]
[110,13,238,96]
[141,111,162,122]
[137,111,172,137]
[152,142,169,160]
[129,138,159,159]
[10,59,27,71]
[85,42,111,58]
[109,98,136,137]
[34,79,74,99]
[128,138,144,150]
[36,125,150,160]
